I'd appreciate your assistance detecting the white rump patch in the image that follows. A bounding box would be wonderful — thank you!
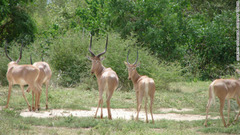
[102,72,109,78]
[149,79,154,83]
[141,79,148,83]
[110,74,116,78]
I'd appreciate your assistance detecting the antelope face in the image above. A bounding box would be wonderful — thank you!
[90,56,102,74]
[124,62,137,80]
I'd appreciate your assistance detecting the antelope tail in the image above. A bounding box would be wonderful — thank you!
[209,82,216,106]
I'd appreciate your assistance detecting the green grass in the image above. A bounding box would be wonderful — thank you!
[0,81,240,134]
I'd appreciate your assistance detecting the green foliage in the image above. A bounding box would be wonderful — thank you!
[45,31,181,89]
[183,10,235,79]
[49,32,89,87]
[73,0,236,80]
[0,52,8,85]
[75,0,108,34]
[0,0,36,45]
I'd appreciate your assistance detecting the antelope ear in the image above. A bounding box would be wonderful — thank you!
[100,56,105,61]
[124,61,128,66]
[87,56,92,61]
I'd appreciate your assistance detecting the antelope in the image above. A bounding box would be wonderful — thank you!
[4,43,41,111]
[88,35,119,119]
[25,55,52,110]
[204,79,240,127]
[124,50,155,123]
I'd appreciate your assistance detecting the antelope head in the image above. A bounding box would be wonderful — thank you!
[5,42,23,67]
[88,35,108,74]
[124,50,140,80]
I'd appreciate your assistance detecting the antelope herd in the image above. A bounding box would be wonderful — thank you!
[2,36,240,127]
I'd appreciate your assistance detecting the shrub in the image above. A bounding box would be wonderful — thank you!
[0,31,182,90]
[48,31,182,90]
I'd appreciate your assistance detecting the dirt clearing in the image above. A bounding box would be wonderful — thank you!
[20,107,220,121]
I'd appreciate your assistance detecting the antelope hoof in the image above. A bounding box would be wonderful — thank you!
[32,107,35,111]
[4,105,8,109]
[46,105,48,110]
[204,123,208,127]
[38,105,41,111]
[28,106,32,111]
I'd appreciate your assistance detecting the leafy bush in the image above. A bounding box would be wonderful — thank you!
[0,29,183,90]
[46,31,181,90]
[49,31,89,87]
[74,0,236,80]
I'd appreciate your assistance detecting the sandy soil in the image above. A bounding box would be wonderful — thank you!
[159,108,194,113]
[19,107,220,121]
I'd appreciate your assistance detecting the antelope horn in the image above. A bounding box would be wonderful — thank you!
[133,49,138,65]
[30,54,33,65]
[16,41,23,63]
[4,42,13,61]
[97,35,108,57]
[88,34,95,57]
[127,50,130,64]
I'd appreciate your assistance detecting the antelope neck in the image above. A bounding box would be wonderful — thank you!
[94,63,105,78]
[131,70,141,84]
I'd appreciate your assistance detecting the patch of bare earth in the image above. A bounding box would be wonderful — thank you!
[159,108,194,113]
[20,107,220,121]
